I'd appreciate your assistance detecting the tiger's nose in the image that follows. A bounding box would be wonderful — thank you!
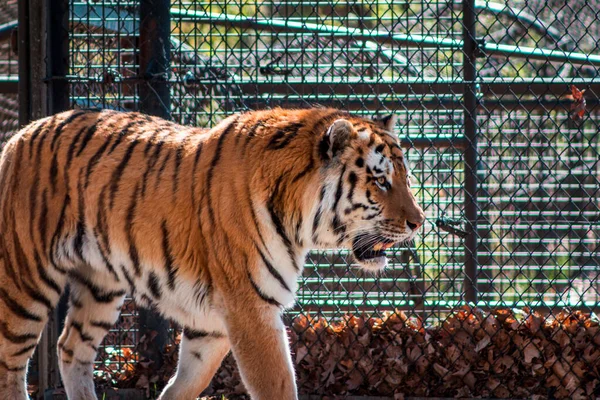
[407,220,422,230]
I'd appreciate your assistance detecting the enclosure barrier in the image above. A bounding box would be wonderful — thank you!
[2,0,600,398]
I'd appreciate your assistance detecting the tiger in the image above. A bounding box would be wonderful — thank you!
[0,107,425,400]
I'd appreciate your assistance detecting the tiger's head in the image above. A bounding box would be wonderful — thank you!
[314,113,425,271]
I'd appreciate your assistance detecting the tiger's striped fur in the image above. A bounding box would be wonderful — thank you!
[0,107,424,399]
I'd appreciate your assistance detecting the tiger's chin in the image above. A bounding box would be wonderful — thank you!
[355,255,389,272]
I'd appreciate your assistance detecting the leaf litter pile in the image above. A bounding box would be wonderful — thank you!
[96,307,600,399]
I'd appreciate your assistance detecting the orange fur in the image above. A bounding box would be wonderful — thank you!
[0,107,424,399]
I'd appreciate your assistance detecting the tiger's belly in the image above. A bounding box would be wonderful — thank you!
[57,233,222,332]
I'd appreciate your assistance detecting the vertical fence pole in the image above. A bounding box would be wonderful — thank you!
[139,0,172,120]
[138,0,171,369]
[17,0,30,126]
[462,0,479,305]
[47,0,70,114]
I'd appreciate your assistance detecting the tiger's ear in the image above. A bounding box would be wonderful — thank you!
[372,114,397,132]
[321,119,354,161]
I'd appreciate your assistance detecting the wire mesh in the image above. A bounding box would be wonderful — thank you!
[0,0,18,149]
[10,0,600,398]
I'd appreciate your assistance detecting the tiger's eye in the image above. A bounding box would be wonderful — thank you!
[377,177,387,186]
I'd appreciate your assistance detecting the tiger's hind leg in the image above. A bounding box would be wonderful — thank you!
[0,256,67,400]
[158,322,230,400]
[58,270,127,400]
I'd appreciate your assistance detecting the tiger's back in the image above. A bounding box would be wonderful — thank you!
[0,107,425,400]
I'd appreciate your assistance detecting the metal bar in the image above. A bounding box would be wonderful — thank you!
[47,0,69,113]
[479,78,600,97]
[18,3,30,126]
[0,77,18,94]
[0,20,17,42]
[137,0,172,370]
[482,42,600,66]
[171,8,600,66]
[462,0,479,305]
[170,8,462,49]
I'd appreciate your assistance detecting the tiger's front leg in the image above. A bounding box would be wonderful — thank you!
[224,305,298,400]
[157,327,230,400]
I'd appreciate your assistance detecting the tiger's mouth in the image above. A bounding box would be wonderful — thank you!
[351,234,396,270]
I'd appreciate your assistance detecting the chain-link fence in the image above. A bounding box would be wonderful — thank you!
[8,0,600,398]
[0,0,18,147]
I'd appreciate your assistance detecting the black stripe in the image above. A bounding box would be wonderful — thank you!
[191,351,202,360]
[143,127,165,156]
[147,272,162,299]
[242,120,264,155]
[38,190,49,251]
[292,156,315,183]
[90,320,113,331]
[34,252,62,296]
[12,343,38,357]
[141,136,166,197]
[125,185,142,276]
[108,120,140,155]
[332,165,346,212]
[365,189,377,205]
[73,176,86,261]
[95,188,110,253]
[347,171,358,201]
[0,288,43,321]
[190,141,203,209]
[0,320,38,344]
[120,265,136,295]
[22,280,53,311]
[154,151,171,190]
[295,218,303,247]
[311,186,327,243]
[364,211,382,220]
[64,126,90,183]
[257,246,291,292]
[28,122,47,158]
[49,152,60,194]
[248,272,282,307]
[318,134,330,161]
[172,134,191,196]
[84,132,115,188]
[50,111,90,151]
[75,121,102,157]
[247,120,263,137]
[12,230,35,286]
[184,328,225,340]
[267,176,298,271]
[0,360,27,372]
[1,242,21,290]
[71,321,95,342]
[70,296,83,309]
[206,116,240,224]
[59,344,74,358]
[109,138,140,209]
[95,239,120,282]
[161,221,177,290]
[68,271,126,303]
[267,122,304,150]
